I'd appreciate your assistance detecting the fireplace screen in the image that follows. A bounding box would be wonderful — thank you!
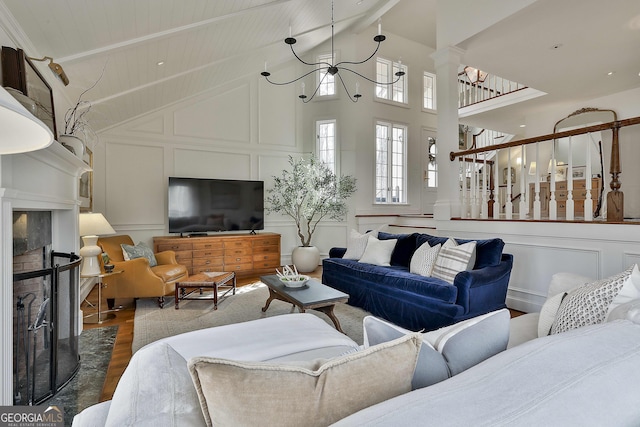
[13,251,81,405]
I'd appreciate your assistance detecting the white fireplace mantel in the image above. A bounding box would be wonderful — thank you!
[0,140,91,405]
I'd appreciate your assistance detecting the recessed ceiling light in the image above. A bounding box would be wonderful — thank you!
[607,71,615,76]
[157,61,165,66]
[519,124,526,128]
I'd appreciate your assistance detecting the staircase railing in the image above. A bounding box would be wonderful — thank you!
[450,115,640,222]
[458,72,528,108]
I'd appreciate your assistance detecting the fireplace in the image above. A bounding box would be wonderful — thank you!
[12,211,81,405]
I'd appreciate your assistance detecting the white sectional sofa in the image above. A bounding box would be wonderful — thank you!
[73,266,640,427]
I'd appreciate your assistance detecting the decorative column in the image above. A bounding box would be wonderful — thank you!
[432,46,464,220]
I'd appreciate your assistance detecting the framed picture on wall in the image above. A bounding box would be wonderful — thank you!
[572,166,586,179]
[79,147,93,212]
[502,167,516,185]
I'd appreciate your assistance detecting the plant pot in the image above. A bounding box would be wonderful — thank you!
[292,246,320,273]
[59,134,85,159]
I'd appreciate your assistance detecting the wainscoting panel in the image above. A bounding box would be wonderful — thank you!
[173,149,251,180]
[173,83,251,143]
[105,143,165,226]
[505,242,601,312]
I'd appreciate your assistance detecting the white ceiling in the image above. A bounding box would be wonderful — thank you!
[1,0,638,135]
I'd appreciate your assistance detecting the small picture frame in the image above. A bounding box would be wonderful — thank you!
[502,167,516,185]
[555,164,568,181]
[79,147,93,212]
[572,166,586,180]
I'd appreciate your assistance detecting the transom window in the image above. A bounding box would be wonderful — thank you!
[316,119,336,173]
[375,58,407,104]
[375,121,407,203]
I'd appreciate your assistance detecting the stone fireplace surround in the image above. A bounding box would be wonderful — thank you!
[0,141,91,405]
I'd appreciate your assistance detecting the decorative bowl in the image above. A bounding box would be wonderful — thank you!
[279,275,309,288]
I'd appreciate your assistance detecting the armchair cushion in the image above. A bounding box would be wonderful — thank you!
[121,242,158,267]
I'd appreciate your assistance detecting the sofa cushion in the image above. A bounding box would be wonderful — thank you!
[409,243,441,277]
[359,236,397,266]
[550,265,635,335]
[378,232,419,267]
[432,239,477,284]
[188,333,422,427]
[343,229,378,260]
[416,234,504,269]
[325,258,457,303]
[363,309,509,388]
[121,242,157,267]
[105,342,206,427]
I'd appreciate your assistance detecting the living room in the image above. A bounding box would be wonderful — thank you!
[1,0,640,420]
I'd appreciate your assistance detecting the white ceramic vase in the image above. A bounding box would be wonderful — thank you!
[291,246,320,273]
[59,134,85,159]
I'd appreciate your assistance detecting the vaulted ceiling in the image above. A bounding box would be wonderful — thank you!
[1,0,638,136]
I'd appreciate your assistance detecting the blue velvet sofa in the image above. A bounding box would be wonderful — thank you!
[322,232,513,331]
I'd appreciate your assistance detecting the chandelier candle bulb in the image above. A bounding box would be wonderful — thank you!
[302,82,305,96]
[378,19,381,35]
[355,82,359,94]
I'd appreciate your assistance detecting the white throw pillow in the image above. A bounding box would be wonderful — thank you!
[550,265,635,335]
[358,236,397,266]
[431,239,477,284]
[410,243,442,277]
[105,342,206,427]
[537,292,567,337]
[606,264,640,319]
[343,229,378,260]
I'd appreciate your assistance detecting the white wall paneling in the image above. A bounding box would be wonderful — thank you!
[105,143,165,226]
[174,149,252,180]
[258,66,297,147]
[173,83,251,143]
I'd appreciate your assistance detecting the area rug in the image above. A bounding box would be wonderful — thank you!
[132,282,370,352]
[46,325,117,426]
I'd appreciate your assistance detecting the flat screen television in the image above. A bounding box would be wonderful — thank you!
[168,177,264,235]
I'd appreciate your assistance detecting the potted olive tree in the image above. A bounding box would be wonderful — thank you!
[265,155,356,272]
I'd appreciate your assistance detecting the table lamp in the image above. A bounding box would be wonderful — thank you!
[79,212,116,276]
[0,86,53,154]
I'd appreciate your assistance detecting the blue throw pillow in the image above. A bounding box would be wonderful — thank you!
[378,232,419,267]
[415,234,504,269]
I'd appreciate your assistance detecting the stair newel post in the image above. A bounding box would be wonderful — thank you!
[584,133,593,221]
[607,125,624,221]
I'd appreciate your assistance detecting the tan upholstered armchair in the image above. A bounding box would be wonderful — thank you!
[97,235,188,308]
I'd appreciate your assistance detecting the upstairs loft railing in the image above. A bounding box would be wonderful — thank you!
[458,69,528,109]
[450,113,640,222]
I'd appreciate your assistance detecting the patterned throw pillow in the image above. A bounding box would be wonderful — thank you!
[431,239,477,284]
[409,243,442,277]
[343,229,378,260]
[550,265,635,335]
[121,242,158,267]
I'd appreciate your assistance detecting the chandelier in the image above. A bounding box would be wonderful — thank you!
[260,0,404,103]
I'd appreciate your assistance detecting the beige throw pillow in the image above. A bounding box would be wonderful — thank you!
[188,333,422,427]
[432,239,477,284]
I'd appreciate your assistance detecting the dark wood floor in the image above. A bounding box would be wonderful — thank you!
[81,268,523,401]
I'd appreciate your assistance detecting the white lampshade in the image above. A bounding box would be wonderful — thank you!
[0,86,53,154]
[79,212,116,236]
[528,161,537,176]
[79,213,116,276]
